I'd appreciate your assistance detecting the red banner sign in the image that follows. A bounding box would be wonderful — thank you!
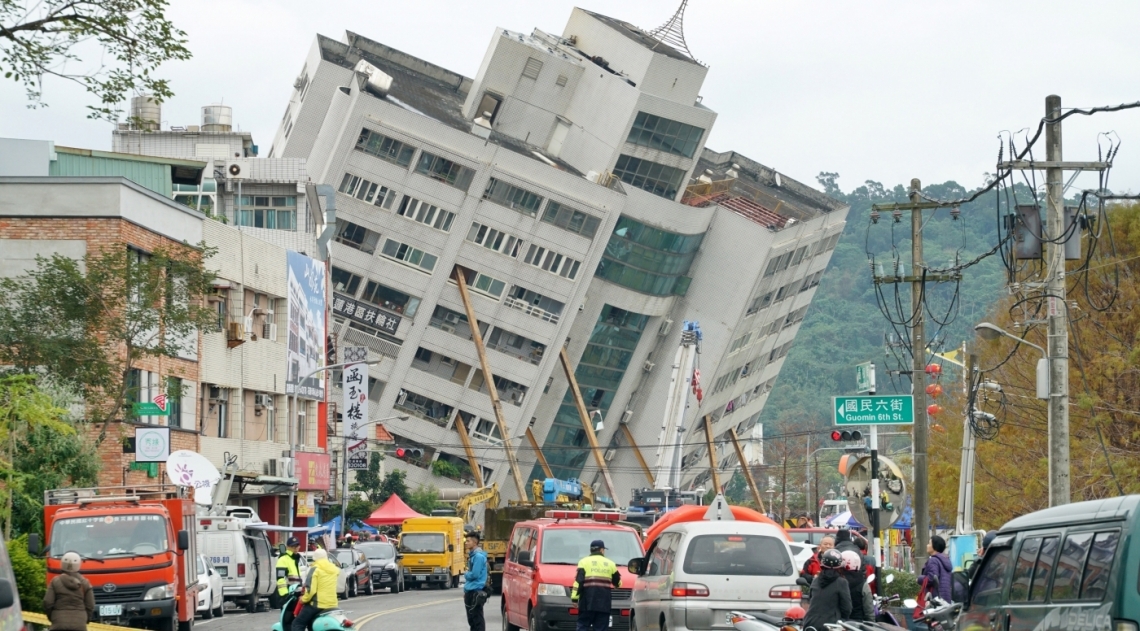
[295,452,330,491]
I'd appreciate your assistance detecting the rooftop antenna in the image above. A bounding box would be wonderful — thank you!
[645,0,703,65]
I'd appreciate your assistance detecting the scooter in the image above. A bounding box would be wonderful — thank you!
[272,582,355,631]
[916,597,961,631]
[731,606,806,631]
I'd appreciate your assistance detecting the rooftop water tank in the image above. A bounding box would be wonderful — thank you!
[130,95,161,131]
[354,59,393,97]
[201,105,233,132]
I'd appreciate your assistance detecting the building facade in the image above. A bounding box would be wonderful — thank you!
[266,6,849,504]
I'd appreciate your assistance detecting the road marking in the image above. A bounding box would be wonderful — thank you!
[355,597,462,629]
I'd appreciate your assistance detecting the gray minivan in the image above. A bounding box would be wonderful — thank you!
[627,520,801,631]
[0,534,22,631]
[958,495,1140,631]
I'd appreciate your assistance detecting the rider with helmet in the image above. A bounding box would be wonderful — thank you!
[840,550,873,622]
[802,549,852,631]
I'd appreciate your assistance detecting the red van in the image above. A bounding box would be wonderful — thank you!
[502,510,643,631]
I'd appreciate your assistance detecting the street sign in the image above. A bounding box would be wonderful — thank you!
[833,395,914,425]
[856,362,875,394]
[347,439,369,470]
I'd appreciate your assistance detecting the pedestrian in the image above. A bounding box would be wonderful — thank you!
[571,540,621,631]
[802,550,851,631]
[273,537,303,609]
[921,535,954,603]
[801,534,836,580]
[853,534,877,594]
[969,531,997,580]
[44,552,94,631]
[840,550,871,621]
[834,528,860,556]
[291,549,338,631]
[462,531,489,631]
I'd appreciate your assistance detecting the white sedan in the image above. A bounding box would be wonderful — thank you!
[302,551,351,598]
[196,555,225,619]
[788,542,817,572]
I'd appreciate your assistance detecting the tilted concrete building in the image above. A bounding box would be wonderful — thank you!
[267,7,848,502]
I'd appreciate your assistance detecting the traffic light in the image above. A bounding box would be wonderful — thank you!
[831,429,863,442]
[395,446,423,460]
[326,336,337,365]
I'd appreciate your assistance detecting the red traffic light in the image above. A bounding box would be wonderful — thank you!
[395,447,406,458]
[831,430,843,441]
[831,430,862,442]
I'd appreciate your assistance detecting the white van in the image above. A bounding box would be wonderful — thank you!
[197,515,275,613]
[628,520,801,631]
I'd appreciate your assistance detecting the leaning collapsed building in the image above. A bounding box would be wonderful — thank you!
[268,7,849,502]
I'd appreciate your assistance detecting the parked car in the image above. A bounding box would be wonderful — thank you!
[958,495,1140,631]
[334,548,373,597]
[198,516,275,612]
[196,554,225,619]
[787,542,816,572]
[358,541,404,593]
[303,551,350,598]
[628,520,801,630]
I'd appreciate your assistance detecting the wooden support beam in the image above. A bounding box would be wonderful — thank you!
[703,414,721,492]
[452,414,485,488]
[558,346,618,502]
[729,428,766,513]
[620,424,655,486]
[526,427,553,479]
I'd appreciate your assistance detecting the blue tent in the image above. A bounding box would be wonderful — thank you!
[892,498,913,529]
[314,516,380,537]
[826,511,865,529]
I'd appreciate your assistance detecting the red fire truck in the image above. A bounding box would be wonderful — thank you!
[31,485,200,631]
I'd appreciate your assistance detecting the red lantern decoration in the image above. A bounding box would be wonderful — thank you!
[925,363,942,376]
[927,404,943,416]
[925,383,943,397]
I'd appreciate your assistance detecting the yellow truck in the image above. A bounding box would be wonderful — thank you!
[398,516,466,589]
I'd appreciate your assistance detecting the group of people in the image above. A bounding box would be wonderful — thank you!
[799,530,877,631]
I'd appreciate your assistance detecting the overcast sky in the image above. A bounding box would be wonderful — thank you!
[3,0,1139,196]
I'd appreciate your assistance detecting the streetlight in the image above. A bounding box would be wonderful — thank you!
[286,359,382,531]
[339,414,409,536]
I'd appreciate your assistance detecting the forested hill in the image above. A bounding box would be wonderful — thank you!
[759,173,1010,429]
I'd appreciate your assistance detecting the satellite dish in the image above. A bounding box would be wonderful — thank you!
[165,450,222,506]
[842,455,906,529]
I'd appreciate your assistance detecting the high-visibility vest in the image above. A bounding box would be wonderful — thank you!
[276,552,300,596]
[571,554,619,601]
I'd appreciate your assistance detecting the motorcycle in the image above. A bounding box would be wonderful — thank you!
[915,597,961,631]
[273,581,355,631]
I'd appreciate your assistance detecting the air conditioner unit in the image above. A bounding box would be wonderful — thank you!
[273,457,294,478]
[658,318,674,337]
[208,386,228,402]
[293,75,305,90]
[262,322,277,341]
[226,321,245,341]
[254,394,273,408]
[604,448,616,462]
[226,160,251,180]
[444,312,461,325]
[396,390,408,406]
[643,360,655,373]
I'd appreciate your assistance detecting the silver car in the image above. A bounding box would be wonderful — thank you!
[628,520,801,631]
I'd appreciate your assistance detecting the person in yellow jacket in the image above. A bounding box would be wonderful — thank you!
[570,540,621,631]
[292,549,339,631]
[274,537,303,608]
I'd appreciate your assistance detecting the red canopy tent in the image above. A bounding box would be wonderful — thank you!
[363,494,425,526]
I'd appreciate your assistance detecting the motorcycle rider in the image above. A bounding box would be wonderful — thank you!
[292,549,338,631]
[840,550,872,622]
[801,534,836,580]
[803,549,851,631]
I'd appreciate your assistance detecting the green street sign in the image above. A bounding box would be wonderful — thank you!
[132,402,170,416]
[855,362,875,393]
[833,395,914,425]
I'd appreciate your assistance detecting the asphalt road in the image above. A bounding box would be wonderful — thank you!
[199,587,494,631]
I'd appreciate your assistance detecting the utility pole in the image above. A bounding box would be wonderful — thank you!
[1044,94,1071,506]
[909,178,931,569]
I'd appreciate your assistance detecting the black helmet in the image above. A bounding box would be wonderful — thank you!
[465,529,482,541]
[820,548,844,569]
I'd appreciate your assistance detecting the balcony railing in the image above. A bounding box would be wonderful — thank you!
[504,296,561,324]
[485,340,544,365]
[342,326,402,359]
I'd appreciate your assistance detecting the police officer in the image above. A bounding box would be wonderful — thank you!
[273,537,302,609]
[571,540,621,631]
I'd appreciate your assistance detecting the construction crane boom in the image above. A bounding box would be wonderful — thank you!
[455,483,500,525]
[654,321,702,489]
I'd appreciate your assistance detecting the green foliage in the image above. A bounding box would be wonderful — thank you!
[760,174,1010,435]
[0,247,217,434]
[7,534,45,613]
[880,568,921,601]
[0,374,98,537]
[405,485,440,516]
[430,459,463,480]
[0,0,191,119]
[351,452,387,504]
[345,497,375,524]
[378,470,409,504]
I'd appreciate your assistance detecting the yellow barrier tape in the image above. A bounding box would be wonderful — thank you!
[22,611,136,631]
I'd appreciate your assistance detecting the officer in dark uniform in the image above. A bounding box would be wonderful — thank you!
[571,540,621,631]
